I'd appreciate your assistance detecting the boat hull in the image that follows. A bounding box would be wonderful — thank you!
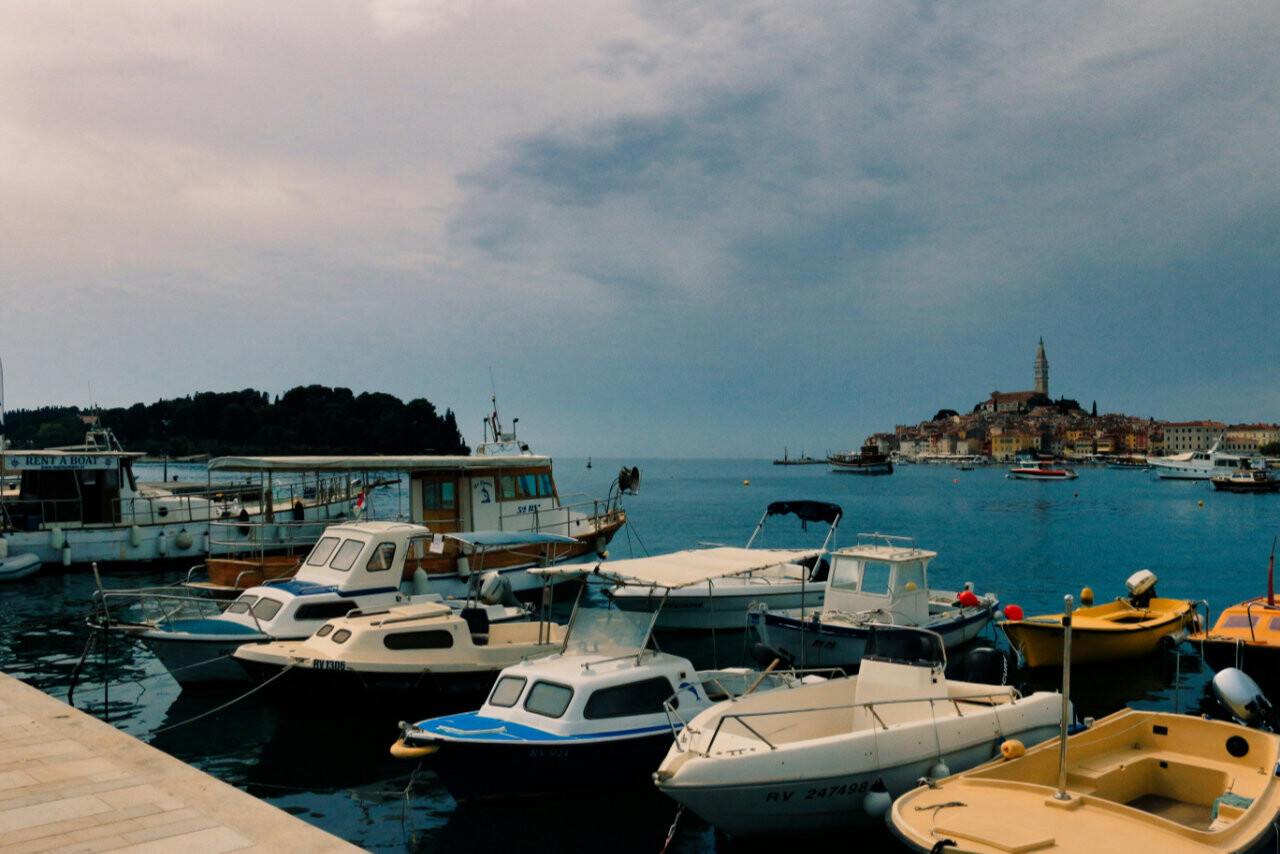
[133,622,274,685]
[426,731,676,801]
[1000,599,1197,668]
[659,721,1061,836]
[753,603,997,670]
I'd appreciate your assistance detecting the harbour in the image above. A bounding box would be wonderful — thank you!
[2,457,1278,851]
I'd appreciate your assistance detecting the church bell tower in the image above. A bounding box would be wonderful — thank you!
[1034,338,1049,396]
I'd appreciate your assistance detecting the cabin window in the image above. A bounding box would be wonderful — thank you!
[306,536,340,566]
[489,676,527,708]
[525,680,574,718]
[894,561,925,594]
[329,539,364,572]
[499,475,517,500]
[366,542,396,572]
[860,561,893,595]
[1222,614,1262,629]
[331,629,352,644]
[422,480,456,511]
[251,597,284,620]
[225,595,259,615]
[583,677,676,720]
[316,624,334,637]
[518,474,537,497]
[384,630,454,650]
[295,601,358,621]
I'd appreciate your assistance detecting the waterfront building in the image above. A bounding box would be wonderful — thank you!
[1163,421,1227,453]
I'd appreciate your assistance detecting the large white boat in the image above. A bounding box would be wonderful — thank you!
[0,402,630,584]
[653,626,1064,836]
[1147,437,1256,480]
[603,501,841,630]
[749,533,999,670]
[0,427,364,570]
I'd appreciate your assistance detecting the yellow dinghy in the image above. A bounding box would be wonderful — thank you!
[999,571,1199,668]
[890,707,1280,854]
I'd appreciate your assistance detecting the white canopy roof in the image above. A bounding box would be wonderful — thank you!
[532,546,822,589]
[208,454,549,473]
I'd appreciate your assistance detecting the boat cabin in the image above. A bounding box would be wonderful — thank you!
[823,535,937,626]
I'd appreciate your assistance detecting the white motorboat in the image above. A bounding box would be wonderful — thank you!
[1009,461,1079,480]
[654,626,1064,836]
[94,523,573,685]
[749,532,999,670]
[1147,437,1257,480]
[389,558,821,801]
[603,500,841,630]
[233,598,567,709]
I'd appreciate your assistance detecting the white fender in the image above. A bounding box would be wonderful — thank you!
[174,529,194,550]
[129,525,142,548]
[0,537,8,559]
[156,531,168,556]
[50,526,64,549]
[61,542,71,566]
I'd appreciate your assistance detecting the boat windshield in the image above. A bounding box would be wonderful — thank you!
[864,626,944,667]
[564,608,652,655]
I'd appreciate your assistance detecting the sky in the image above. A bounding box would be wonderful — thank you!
[2,1,1278,458]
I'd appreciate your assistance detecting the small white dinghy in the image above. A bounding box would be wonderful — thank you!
[0,549,40,581]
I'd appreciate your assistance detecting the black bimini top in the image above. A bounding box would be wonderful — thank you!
[765,501,843,526]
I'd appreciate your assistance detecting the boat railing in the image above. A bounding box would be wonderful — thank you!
[497,494,622,539]
[90,587,226,631]
[686,688,1020,756]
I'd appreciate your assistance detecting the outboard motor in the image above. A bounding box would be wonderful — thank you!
[962,645,1015,686]
[1125,569,1159,608]
[478,571,519,607]
[1213,668,1278,730]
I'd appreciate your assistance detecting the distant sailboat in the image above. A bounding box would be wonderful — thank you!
[587,457,592,469]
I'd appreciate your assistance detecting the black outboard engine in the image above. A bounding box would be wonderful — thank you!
[963,645,1015,686]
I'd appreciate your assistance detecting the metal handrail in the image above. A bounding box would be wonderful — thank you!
[692,687,1021,756]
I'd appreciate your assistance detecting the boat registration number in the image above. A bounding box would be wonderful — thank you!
[311,660,345,671]
[765,781,869,802]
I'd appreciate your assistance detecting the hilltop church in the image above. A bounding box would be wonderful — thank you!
[978,339,1051,414]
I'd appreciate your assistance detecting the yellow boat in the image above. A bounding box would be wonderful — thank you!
[999,571,1199,667]
[889,707,1280,853]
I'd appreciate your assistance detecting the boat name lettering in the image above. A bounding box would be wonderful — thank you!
[312,660,346,671]
[809,639,837,650]
[515,504,546,515]
[528,748,569,759]
[12,454,116,471]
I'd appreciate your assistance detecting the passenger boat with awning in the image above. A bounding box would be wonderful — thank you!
[604,501,840,630]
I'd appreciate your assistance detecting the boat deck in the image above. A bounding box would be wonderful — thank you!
[0,671,362,853]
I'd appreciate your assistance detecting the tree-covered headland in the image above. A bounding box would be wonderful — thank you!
[2,386,470,457]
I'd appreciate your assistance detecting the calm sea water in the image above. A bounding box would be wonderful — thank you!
[2,458,1277,852]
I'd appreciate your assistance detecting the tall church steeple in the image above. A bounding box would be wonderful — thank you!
[1034,337,1049,396]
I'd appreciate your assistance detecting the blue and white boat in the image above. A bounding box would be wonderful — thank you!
[391,554,823,800]
[95,522,574,685]
[749,533,998,670]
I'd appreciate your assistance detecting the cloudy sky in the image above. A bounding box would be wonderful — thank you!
[2,1,1277,457]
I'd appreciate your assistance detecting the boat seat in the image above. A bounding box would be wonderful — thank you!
[461,608,490,645]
